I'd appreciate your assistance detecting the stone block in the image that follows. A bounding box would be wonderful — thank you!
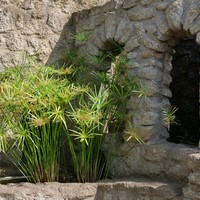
[6,32,27,51]
[196,32,200,45]
[155,13,171,35]
[123,0,138,9]
[143,34,168,52]
[133,66,163,82]
[161,86,172,97]
[128,6,154,21]
[187,153,200,172]
[118,23,136,44]
[0,8,13,33]
[140,0,155,6]
[141,50,163,59]
[146,23,169,42]
[166,0,184,31]
[144,58,163,68]
[162,72,172,86]
[188,173,200,186]
[22,18,41,35]
[115,19,136,43]
[91,28,107,50]
[190,17,200,35]
[104,12,117,41]
[47,8,67,33]
[124,36,140,52]
[156,1,172,11]
[183,187,200,200]
[183,1,200,32]
[133,110,161,126]
[21,0,35,10]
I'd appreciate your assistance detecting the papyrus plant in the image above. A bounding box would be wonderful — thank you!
[0,65,85,182]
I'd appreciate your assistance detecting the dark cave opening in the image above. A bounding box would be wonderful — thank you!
[168,38,200,146]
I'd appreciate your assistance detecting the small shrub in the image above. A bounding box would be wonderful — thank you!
[0,65,85,182]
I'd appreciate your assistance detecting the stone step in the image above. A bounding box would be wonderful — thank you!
[97,178,183,200]
[0,178,183,200]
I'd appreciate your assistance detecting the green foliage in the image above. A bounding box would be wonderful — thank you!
[0,65,85,182]
[71,32,91,43]
[61,47,144,182]
[0,44,145,183]
[163,107,178,130]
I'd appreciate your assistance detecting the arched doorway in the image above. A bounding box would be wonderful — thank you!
[168,38,200,146]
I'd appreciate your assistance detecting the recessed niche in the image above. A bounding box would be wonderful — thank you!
[168,38,200,146]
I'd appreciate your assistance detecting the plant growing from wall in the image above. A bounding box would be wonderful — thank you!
[61,43,144,182]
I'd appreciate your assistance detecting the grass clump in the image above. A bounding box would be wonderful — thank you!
[0,41,144,183]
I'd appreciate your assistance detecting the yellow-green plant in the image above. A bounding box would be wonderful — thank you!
[163,107,178,130]
[62,48,144,182]
[0,65,85,182]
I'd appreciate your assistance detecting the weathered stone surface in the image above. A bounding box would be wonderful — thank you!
[21,0,35,10]
[143,34,168,52]
[104,12,117,40]
[132,66,163,82]
[136,23,168,52]
[156,1,173,11]
[1,3,200,200]
[0,179,183,200]
[196,32,200,44]
[183,1,200,32]
[0,8,13,33]
[188,173,200,185]
[123,0,138,9]
[124,36,140,52]
[115,18,136,43]
[155,13,171,35]
[6,32,27,51]
[140,0,155,6]
[146,23,169,42]
[128,6,154,21]
[166,0,184,31]
[187,153,200,172]
[162,72,172,86]
[183,186,200,200]
[47,8,67,33]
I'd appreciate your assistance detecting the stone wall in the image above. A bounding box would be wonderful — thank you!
[0,0,109,68]
[0,0,200,199]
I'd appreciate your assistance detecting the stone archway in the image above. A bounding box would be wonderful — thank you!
[72,0,200,147]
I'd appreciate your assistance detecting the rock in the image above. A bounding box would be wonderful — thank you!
[47,8,67,33]
[132,66,163,82]
[123,0,138,9]
[156,1,172,11]
[104,12,117,40]
[183,186,200,200]
[188,173,200,185]
[128,6,154,21]
[183,1,200,32]
[124,36,140,52]
[0,8,13,33]
[6,32,27,51]
[155,13,171,35]
[140,0,155,6]
[196,32,200,44]
[190,16,200,35]
[21,0,35,10]
[166,0,184,31]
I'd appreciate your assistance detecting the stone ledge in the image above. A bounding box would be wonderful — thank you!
[0,178,183,200]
